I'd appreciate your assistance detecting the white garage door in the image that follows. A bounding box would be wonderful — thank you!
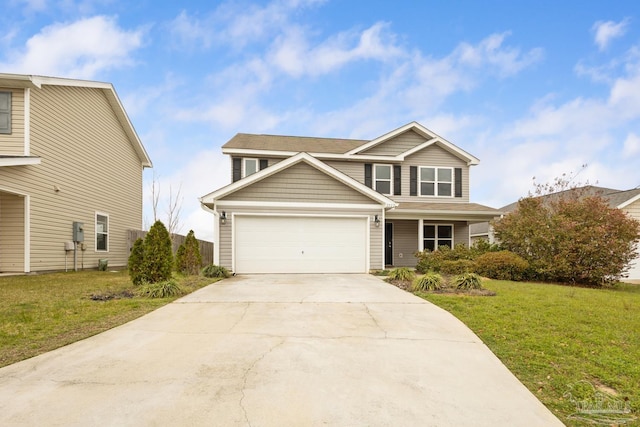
[234,215,367,274]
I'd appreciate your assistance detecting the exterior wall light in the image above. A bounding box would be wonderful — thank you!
[374,215,380,227]
[220,211,227,225]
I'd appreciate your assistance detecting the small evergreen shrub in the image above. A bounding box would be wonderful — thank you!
[387,267,416,282]
[175,244,186,273]
[138,279,183,298]
[453,273,483,290]
[128,238,146,285]
[143,220,174,283]
[475,251,529,281]
[412,273,443,292]
[181,230,202,275]
[440,259,476,275]
[202,264,230,278]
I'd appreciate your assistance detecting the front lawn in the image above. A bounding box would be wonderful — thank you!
[0,270,218,368]
[417,280,640,426]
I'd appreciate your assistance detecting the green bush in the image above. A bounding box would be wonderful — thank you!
[387,267,416,282]
[415,244,479,273]
[453,273,483,290]
[202,264,230,278]
[412,273,444,291]
[180,230,202,275]
[128,238,146,285]
[175,244,186,273]
[138,279,183,298]
[143,220,174,283]
[475,251,529,281]
[440,259,476,275]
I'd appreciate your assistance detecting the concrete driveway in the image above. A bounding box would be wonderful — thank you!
[0,274,562,426]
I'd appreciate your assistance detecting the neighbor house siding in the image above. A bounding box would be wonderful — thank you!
[359,130,430,156]
[0,88,25,156]
[0,85,144,271]
[217,204,383,272]
[622,199,640,219]
[388,219,418,268]
[0,192,24,272]
[220,162,374,204]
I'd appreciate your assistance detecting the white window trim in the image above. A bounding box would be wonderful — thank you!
[0,91,11,135]
[418,166,454,198]
[243,158,259,178]
[95,212,109,252]
[422,223,454,251]
[373,164,393,195]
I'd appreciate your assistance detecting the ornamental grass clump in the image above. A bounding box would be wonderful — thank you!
[453,273,483,290]
[412,273,444,292]
[138,279,183,298]
[387,267,416,282]
[202,264,230,278]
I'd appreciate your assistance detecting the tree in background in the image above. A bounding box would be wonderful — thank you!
[142,220,174,283]
[493,180,640,285]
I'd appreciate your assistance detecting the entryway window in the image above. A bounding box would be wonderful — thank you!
[243,158,258,177]
[374,164,392,194]
[423,224,453,251]
[96,213,109,252]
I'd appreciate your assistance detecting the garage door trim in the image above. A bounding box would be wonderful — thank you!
[232,212,370,273]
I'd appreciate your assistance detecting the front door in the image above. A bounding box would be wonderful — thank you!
[385,222,393,266]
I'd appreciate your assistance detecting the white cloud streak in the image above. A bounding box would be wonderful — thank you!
[592,18,630,51]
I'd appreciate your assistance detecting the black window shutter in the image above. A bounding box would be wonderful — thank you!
[364,164,372,188]
[232,158,241,182]
[393,165,401,195]
[259,159,268,170]
[454,168,462,198]
[410,166,417,196]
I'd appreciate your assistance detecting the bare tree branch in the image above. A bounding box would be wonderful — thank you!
[166,183,183,237]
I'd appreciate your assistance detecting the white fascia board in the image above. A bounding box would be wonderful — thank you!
[200,152,397,208]
[221,147,399,162]
[31,75,112,89]
[0,157,41,166]
[618,193,640,209]
[215,200,386,210]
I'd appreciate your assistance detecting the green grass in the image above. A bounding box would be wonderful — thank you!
[417,280,640,426]
[0,270,219,368]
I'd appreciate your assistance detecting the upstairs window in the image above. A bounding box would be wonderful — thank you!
[423,225,453,251]
[96,213,109,252]
[374,164,392,195]
[243,158,258,177]
[0,92,11,134]
[420,167,453,197]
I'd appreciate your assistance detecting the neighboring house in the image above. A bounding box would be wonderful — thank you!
[199,122,500,274]
[481,186,640,280]
[0,74,152,273]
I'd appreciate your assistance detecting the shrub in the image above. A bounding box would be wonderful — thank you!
[440,259,476,275]
[180,230,202,275]
[387,267,416,282]
[475,251,529,281]
[143,220,174,283]
[412,273,444,292]
[415,244,477,273]
[175,244,186,272]
[128,238,146,285]
[453,273,483,290]
[138,279,183,298]
[202,264,230,278]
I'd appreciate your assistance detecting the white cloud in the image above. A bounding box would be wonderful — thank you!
[623,133,640,156]
[592,18,630,51]
[0,15,145,79]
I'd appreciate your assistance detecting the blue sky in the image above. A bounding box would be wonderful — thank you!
[2,0,640,241]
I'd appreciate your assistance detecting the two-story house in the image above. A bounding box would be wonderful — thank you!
[0,73,152,273]
[200,122,500,274]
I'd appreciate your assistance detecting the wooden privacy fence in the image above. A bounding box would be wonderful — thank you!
[127,230,213,266]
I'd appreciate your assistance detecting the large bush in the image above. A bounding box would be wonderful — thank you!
[475,251,529,281]
[415,241,496,274]
[143,220,174,283]
[440,259,476,275]
[493,194,640,285]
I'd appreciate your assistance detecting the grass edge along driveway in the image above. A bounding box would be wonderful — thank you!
[417,279,640,427]
[0,270,218,368]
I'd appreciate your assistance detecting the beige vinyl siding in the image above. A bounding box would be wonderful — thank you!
[325,160,365,184]
[217,205,383,272]
[221,162,374,204]
[622,199,640,219]
[0,192,25,272]
[388,219,418,267]
[0,85,144,271]
[360,130,430,156]
[453,221,470,246]
[0,88,25,156]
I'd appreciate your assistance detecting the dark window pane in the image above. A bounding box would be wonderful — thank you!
[376,181,391,194]
[438,239,453,249]
[438,183,452,196]
[421,182,434,196]
[424,240,435,251]
[424,225,435,238]
[97,234,107,251]
[438,168,452,182]
[421,167,435,181]
[375,165,390,179]
[438,225,452,238]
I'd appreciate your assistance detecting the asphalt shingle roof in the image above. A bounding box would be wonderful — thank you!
[222,133,367,154]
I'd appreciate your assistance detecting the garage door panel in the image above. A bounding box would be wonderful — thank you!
[235,216,367,274]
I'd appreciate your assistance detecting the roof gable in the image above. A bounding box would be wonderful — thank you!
[200,152,396,208]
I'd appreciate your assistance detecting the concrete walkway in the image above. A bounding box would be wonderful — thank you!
[0,274,563,426]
